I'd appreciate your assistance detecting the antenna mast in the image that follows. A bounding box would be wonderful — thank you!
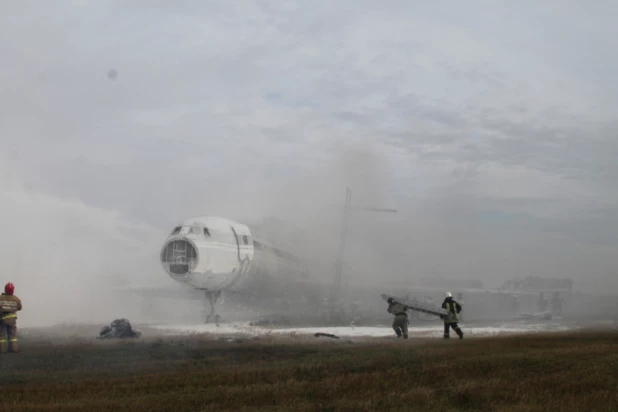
[330,187,397,303]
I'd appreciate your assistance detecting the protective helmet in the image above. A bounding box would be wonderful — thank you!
[445,292,452,298]
[5,282,14,295]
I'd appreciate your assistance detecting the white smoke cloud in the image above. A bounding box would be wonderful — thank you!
[0,160,166,327]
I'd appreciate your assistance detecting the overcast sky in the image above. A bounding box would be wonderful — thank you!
[1,0,618,315]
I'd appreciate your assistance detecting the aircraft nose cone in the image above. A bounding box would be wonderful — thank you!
[161,238,199,276]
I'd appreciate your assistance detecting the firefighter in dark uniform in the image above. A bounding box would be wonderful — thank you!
[456,292,465,321]
[441,292,463,339]
[387,298,409,339]
[0,282,22,353]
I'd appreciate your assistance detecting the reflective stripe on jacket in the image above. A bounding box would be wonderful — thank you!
[0,293,22,320]
[442,298,461,323]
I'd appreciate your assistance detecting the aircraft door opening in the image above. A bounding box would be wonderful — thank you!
[229,224,254,262]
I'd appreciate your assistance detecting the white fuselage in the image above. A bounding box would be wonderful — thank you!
[160,216,308,292]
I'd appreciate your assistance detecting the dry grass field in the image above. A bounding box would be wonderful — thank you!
[0,328,616,411]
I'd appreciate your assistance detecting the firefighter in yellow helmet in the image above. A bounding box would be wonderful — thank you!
[0,282,22,353]
[441,292,463,339]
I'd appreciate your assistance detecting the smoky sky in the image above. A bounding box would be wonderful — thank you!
[1,1,618,325]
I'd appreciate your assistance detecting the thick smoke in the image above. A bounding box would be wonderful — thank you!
[2,2,617,330]
[236,142,618,297]
[0,141,395,327]
[2,136,616,329]
[232,141,398,287]
[0,158,168,327]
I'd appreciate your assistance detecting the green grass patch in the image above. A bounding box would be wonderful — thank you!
[0,331,616,411]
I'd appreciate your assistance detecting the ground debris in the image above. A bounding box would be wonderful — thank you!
[97,318,142,339]
[314,332,340,339]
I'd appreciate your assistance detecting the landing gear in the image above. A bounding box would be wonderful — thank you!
[204,290,222,326]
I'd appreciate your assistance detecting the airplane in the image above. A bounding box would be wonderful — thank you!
[157,215,325,323]
[137,215,560,326]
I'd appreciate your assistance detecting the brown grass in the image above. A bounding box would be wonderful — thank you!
[0,330,617,411]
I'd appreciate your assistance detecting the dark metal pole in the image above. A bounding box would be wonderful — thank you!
[331,188,397,303]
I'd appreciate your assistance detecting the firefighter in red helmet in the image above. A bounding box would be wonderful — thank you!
[0,282,22,353]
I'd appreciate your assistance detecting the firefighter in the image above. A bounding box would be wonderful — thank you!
[456,293,465,321]
[0,282,22,353]
[441,292,463,339]
[387,297,409,339]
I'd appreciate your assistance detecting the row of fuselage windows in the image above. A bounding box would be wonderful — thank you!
[169,226,301,264]
[170,226,211,237]
[171,226,249,245]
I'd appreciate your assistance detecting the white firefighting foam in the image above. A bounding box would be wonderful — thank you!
[150,321,574,339]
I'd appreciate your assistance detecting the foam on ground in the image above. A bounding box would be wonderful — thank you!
[150,321,574,339]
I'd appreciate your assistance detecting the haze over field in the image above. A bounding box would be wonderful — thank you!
[1,1,617,326]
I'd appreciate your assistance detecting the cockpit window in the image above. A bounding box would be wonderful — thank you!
[171,226,182,236]
[204,228,211,237]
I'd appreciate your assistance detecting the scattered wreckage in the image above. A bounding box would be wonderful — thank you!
[314,332,340,339]
[97,318,142,339]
